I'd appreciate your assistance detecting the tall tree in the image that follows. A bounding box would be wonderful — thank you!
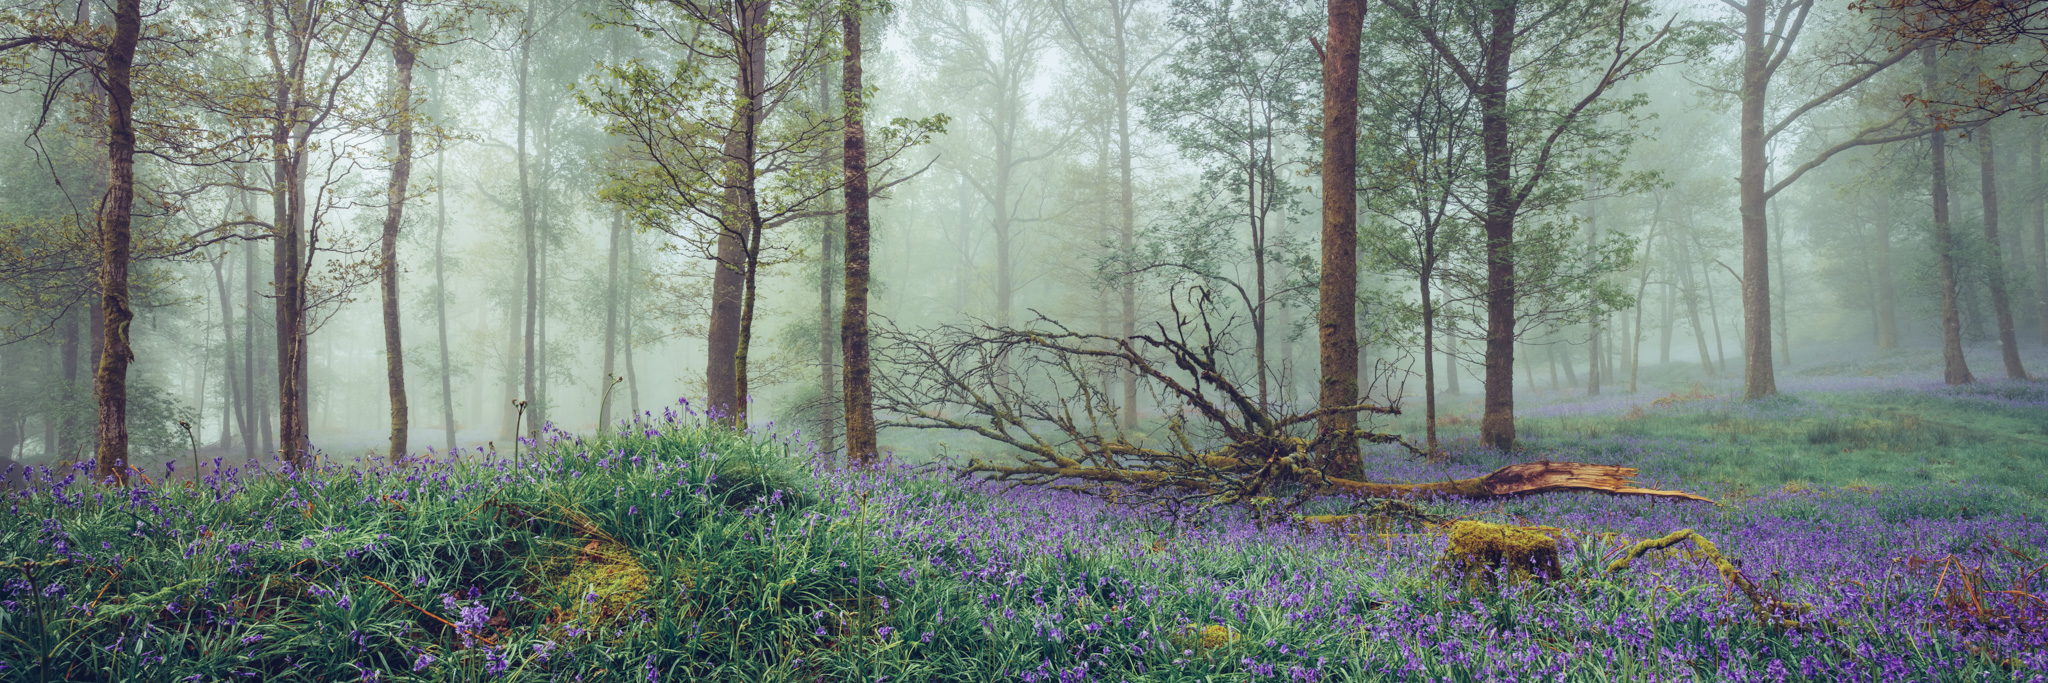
[842,0,876,465]
[1051,0,1164,429]
[1873,192,1900,350]
[587,0,921,426]
[1381,0,1683,450]
[210,253,250,451]
[431,95,455,453]
[2034,126,2048,346]
[1977,124,2028,378]
[516,0,540,437]
[1315,0,1363,476]
[88,0,140,482]
[909,0,1058,328]
[1149,0,1316,410]
[381,0,417,460]
[1925,46,1973,385]
[1357,29,1480,452]
[601,210,624,429]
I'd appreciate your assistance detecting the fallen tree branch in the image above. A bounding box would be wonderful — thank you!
[884,288,1715,509]
[1608,529,1808,628]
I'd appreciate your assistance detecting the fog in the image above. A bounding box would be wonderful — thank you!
[0,0,2042,470]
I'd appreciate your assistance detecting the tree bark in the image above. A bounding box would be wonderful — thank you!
[1673,222,1714,377]
[1585,199,1601,397]
[1979,126,2028,379]
[1317,0,1364,475]
[1445,339,1461,394]
[1477,2,1518,450]
[212,255,248,451]
[1736,0,1777,399]
[842,3,877,466]
[1421,271,1436,451]
[1873,194,1900,350]
[624,227,641,418]
[732,4,770,425]
[1629,219,1660,393]
[245,228,268,460]
[2032,126,2048,347]
[537,184,552,428]
[516,1,538,437]
[807,17,839,456]
[601,211,623,429]
[271,3,313,465]
[434,130,455,452]
[91,0,140,484]
[59,306,79,460]
[1926,47,1973,385]
[1770,191,1791,365]
[381,1,415,461]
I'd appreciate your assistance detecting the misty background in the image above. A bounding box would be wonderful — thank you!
[0,0,2039,467]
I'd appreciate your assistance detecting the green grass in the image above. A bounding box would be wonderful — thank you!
[1411,379,2048,500]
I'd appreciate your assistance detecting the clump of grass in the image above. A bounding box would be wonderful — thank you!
[1805,413,1957,449]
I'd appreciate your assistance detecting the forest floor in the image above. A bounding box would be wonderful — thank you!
[1410,342,2048,499]
[2,345,2045,681]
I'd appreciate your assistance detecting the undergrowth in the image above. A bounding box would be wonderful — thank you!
[1,402,2044,681]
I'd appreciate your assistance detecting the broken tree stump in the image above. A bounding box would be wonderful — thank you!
[1436,521,1563,590]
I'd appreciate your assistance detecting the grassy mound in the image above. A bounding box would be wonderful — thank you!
[0,414,977,682]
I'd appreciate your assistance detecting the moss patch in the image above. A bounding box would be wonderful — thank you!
[1436,521,1561,590]
[533,539,657,631]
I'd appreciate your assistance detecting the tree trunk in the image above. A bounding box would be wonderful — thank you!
[272,6,313,466]
[516,4,538,436]
[818,211,838,456]
[1658,251,1674,364]
[1674,222,1715,377]
[812,25,838,459]
[91,0,140,484]
[246,229,268,460]
[537,192,551,429]
[1736,0,1777,399]
[1251,131,1269,408]
[1444,340,1461,394]
[624,225,641,418]
[1979,127,2028,379]
[1317,0,1364,474]
[382,3,415,461]
[1585,201,1601,397]
[498,295,519,439]
[1421,272,1436,451]
[1546,343,1559,388]
[733,3,770,425]
[212,255,248,450]
[842,4,877,466]
[1874,194,1900,350]
[59,306,79,460]
[434,133,455,452]
[2031,126,2048,347]
[1522,341,1537,389]
[707,0,768,424]
[1477,3,1518,451]
[601,211,623,429]
[1926,47,1973,386]
[1115,21,1138,432]
[1629,221,1660,393]
[1771,192,1791,365]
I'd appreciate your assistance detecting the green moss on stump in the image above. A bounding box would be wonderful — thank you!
[1436,521,1562,589]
